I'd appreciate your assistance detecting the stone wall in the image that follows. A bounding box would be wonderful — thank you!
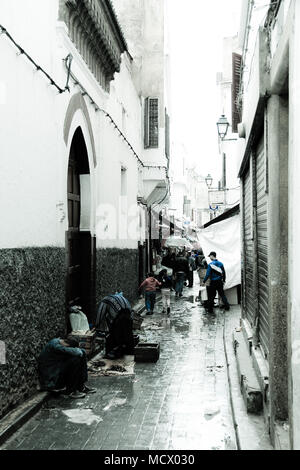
[0,247,140,418]
[0,248,66,419]
[96,248,139,306]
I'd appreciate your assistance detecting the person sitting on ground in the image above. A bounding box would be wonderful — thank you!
[157,268,173,315]
[38,337,96,399]
[96,293,134,360]
[139,272,161,316]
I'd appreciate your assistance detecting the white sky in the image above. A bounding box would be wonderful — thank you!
[166,0,242,181]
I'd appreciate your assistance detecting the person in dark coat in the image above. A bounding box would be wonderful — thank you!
[187,251,196,288]
[96,293,134,359]
[38,337,96,399]
[162,251,176,271]
[174,252,189,297]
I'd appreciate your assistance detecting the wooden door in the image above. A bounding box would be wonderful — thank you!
[66,155,82,314]
[66,128,95,326]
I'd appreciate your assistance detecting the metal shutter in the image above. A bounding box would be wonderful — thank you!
[256,139,269,358]
[243,168,256,327]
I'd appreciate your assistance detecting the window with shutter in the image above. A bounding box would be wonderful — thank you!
[232,53,242,133]
[144,97,159,148]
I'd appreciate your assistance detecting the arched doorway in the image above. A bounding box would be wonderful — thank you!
[66,127,95,327]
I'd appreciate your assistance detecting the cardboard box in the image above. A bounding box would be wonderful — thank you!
[134,343,160,363]
[69,331,96,357]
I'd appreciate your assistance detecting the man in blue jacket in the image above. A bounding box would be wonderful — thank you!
[202,251,230,313]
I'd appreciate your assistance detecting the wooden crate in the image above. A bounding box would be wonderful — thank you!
[134,343,160,363]
[69,331,96,357]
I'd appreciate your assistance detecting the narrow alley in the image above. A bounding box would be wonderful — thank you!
[1,289,237,451]
[2,0,299,453]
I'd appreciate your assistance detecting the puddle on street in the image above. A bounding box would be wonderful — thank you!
[103,397,127,411]
[62,409,102,425]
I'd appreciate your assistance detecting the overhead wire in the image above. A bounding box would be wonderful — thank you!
[0,23,170,185]
[0,24,71,94]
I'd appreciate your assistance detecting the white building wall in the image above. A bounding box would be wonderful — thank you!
[0,0,159,418]
[0,0,145,251]
[169,144,209,231]
[169,182,185,219]
[96,112,140,250]
[112,0,168,177]
[287,0,300,450]
[238,0,270,98]
[0,0,63,249]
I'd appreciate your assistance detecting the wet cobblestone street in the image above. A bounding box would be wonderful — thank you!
[2,286,237,451]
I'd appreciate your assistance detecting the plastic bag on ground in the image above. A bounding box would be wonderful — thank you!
[69,306,90,333]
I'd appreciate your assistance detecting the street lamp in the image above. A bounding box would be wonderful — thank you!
[205,174,213,189]
[216,114,230,140]
[205,174,223,219]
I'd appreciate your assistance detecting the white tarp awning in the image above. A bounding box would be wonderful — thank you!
[164,236,193,250]
[198,214,241,289]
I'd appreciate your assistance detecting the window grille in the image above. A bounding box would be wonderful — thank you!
[232,53,242,133]
[144,97,159,148]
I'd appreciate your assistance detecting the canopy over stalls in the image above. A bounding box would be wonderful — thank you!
[164,236,193,250]
[198,214,241,290]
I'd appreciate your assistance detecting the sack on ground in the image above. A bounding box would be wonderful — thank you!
[69,306,90,333]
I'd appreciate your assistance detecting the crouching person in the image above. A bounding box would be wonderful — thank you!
[38,337,96,399]
[96,293,134,360]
